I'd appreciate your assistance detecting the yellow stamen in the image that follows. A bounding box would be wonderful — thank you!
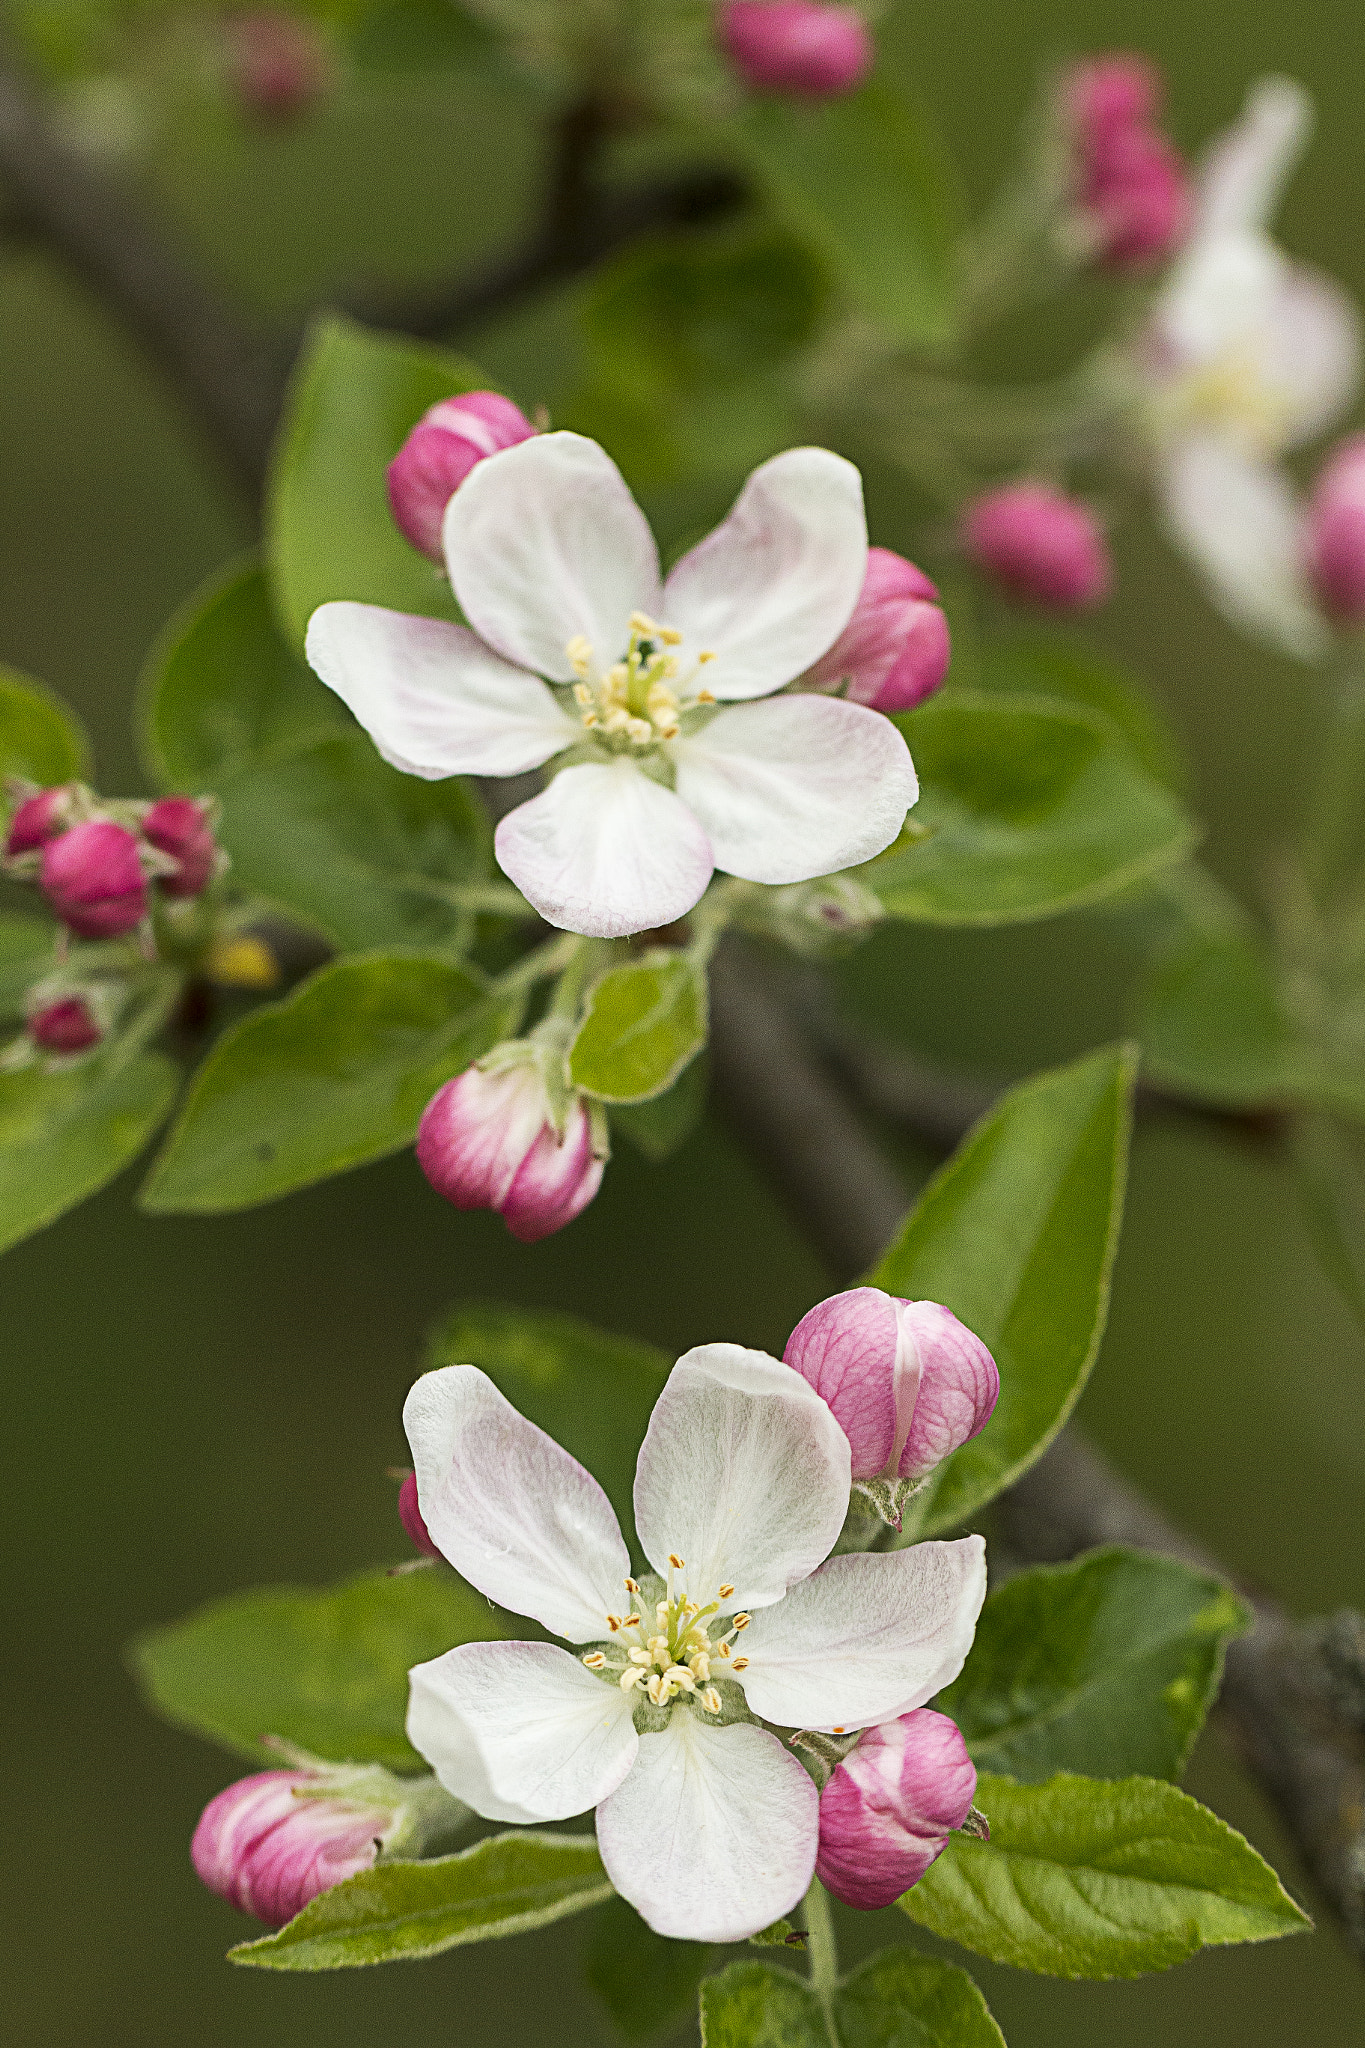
[582,1651,607,1670]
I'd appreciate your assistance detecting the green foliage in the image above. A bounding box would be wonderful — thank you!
[0,1049,179,1256]
[699,1949,1005,2045]
[140,952,515,1213]
[1290,1112,1365,1329]
[872,693,1196,925]
[727,77,961,350]
[899,1772,1310,1978]
[426,1302,669,1539]
[267,314,488,646]
[231,1832,613,1970]
[611,1051,709,1160]
[938,1548,1250,1782]
[583,1896,715,2040]
[146,561,490,953]
[0,665,89,797]
[975,637,1190,796]
[569,951,708,1102]
[872,1044,1135,1537]
[1138,923,1325,1110]
[131,1564,505,1771]
[0,913,56,1020]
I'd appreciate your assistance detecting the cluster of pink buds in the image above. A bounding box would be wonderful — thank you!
[3,783,224,942]
[223,10,333,123]
[800,547,951,711]
[1063,54,1189,269]
[1307,434,1365,626]
[961,480,1112,611]
[415,1046,609,1243]
[815,1707,983,1907]
[719,1,873,99]
[387,393,537,562]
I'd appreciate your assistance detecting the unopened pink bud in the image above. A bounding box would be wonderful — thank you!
[40,821,147,938]
[398,1470,443,1560]
[415,1062,604,1243]
[192,1770,393,1927]
[29,994,103,1054]
[816,1708,977,1910]
[1066,54,1160,141]
[783,1287,998,1483]
[801,548,950,712]
[1064,54,1189,269]
[1307,435,1365,623]
[387,393,537,562]
[143,795,218,898]
[5,783,78,856]
[226,11,331,121]
[720,1,872,99]
[962,482,1111,610]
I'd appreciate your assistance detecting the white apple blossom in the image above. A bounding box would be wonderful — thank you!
[402,1346,985,1942]
[306,434,918,938]
[1140,77,1360,658]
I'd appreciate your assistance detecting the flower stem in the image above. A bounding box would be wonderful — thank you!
[803,1877,841,2044]
[1301,647,1365,913]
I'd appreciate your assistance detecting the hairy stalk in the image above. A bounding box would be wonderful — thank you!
[802,1879,841,2044]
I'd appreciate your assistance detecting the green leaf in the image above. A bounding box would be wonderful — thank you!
[727,77,961,350]
[976,637,1189,796]
[145,561,491,954]
[0,1049,179,1256]
[699,1960,826,2048]
[0,913,56,1020]
[937,1548,1250,1783]
[427,1303,669,1540]
[569,951,708,1103]
[611,1051,709,1160]
[140,952,516,1214]
[131,1564,506,1770]
[1138,923,1314,1110]
[231,1832,612,1970]
[267,314,489,648]
[899,1772,1310,1978]
[700,1950,1004,2046]
[870,1045,1135,1536]
[584,1896,715,2040]
[0,665,89,796]
[872,693,1197,926]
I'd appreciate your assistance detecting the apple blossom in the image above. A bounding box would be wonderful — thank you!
[720,3,872,99]
[402,1343,986,1942]
[1141,78,1361,658]
[142,796,220,899]
[815,1707,979,1909]
[415,1049,608,1242]
[40,820,147,938]
[4,782,78,857]
[27,993,103,1054]
[961,482,1111,610]
[798,547,951,711]
[305,434,918,939]
[387,392,537,562]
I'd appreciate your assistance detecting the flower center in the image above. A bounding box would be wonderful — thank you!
[565,614,716,752]
[580,1555,751,1716]
[1167,342,1295,455]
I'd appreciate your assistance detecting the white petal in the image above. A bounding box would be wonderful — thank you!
[633,1345,850,1611]
[661,449,867,700]
[407,1640,638,1824]
[736,1538,987,1732]
[1263,265,1362,447]
[1195,77,1311,239]
[403,1365,631,1641]
[672,695,917,886]
[304,602,576,778]
[442,433,661,682]
[1156,232,1284,371]
[1160,432,1327,661]
[494,762,713,939]
[595,1714,817,1942]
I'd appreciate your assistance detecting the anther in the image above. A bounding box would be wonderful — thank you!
[668,1554,686,1570]
[732,1614,750,1631]
[620,1668,645,1692]
[718,1641,732,1660]
[606,1615,622,1631]
[624,1578,640,1594]
[697,688,716,704]
[732,1656,749,1672]
[718,1583,735,1599]
[699,1687,722,1715]
[582,1651,607,1670]
[697,650,716,664]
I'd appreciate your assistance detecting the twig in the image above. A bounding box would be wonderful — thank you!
[707,938,1365,1954]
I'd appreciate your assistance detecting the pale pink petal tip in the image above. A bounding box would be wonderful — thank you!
[801,547,950,711]
[894,1301,999,1481]
[387,390,536,561]
[191,1771,388,1927]
[815,1708,976,1910]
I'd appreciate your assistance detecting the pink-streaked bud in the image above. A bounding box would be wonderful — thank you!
[1307,435,1365,624]
[720,1,873,99]
[1064,54,1189,270]
[143,795,218,898]
[5,782,78,856]
[40,821,147,938]
[801,548,951,712]
[387,393,537,562]
[415,1061,606,1243]
[816,1708,978,1910]
[29,994,103,1054]
[225,11,332,121]
[398,1470,443,1560]
[783,1288,998,1484]
[961,482,1111,611]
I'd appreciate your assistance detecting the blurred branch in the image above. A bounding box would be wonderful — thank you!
[708,937,1365,1959]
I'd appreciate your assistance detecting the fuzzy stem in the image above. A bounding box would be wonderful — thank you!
[802,1878,841,2043]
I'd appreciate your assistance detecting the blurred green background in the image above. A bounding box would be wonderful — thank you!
[5,1,1365,2041]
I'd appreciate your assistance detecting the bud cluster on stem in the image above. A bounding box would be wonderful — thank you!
[1063,53,1189,268]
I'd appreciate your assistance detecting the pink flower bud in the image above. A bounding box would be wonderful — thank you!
[801,548,951,712]
[783,1288,998,1484]
[29,994,103,1054]
[398,1470,443,1560]
[415,1061,605,1243]
[192,1769,396,1927]
[40,821,147,938]
[1307,435,1365,623]
[961,482,1111,610]
[1066,54,1160,141]
[225,11,331,121]
[816,1708,977,1910]
[720,2,873,99]
[1064,54,1189,269]
[5,783,78,856]
[143,795,218,898]
[387,393,537,562]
